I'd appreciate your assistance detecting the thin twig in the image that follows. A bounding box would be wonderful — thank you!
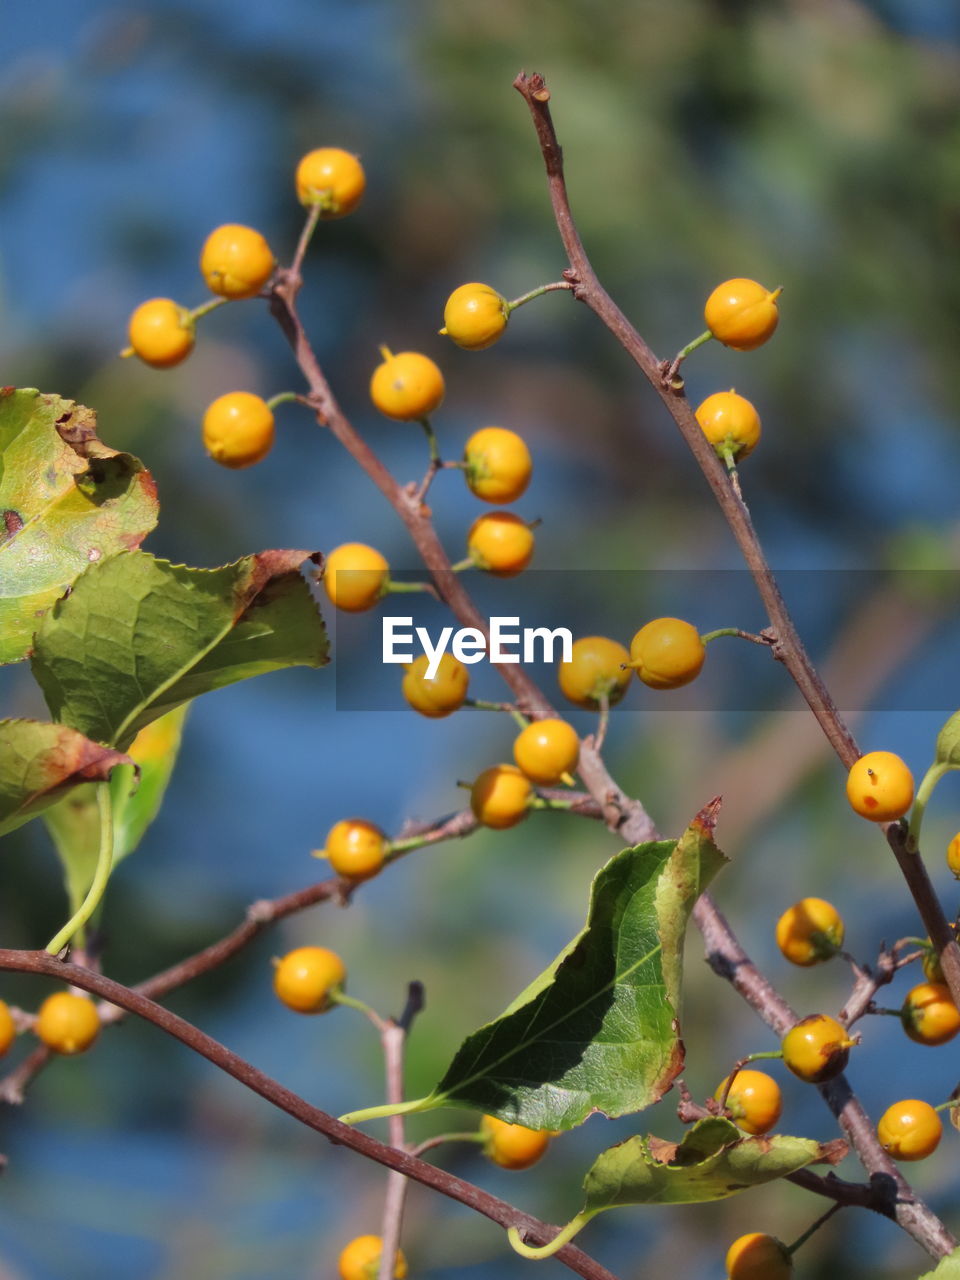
[378,982,424,1280]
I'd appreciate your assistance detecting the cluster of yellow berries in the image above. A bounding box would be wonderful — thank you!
[0,991,101,1060]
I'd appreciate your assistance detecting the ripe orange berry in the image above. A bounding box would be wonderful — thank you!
[127,298,195,368]
[846,750,914,822]
[202,392,275,469]
[628,618,705,690]
[775,898,845,967]
[323,543,390,613]
[402,653,469,718]
[704,278,781,351]
[877,1099,943,1161]
[273,946,345,1014]
[901,982,960,1046]
[200,223,275,299]
[946,832,960,878]
[337,1234,407,1280]
[321,818,388,881]
[467,511,534,577]
[725,1232,792,1280]
[463,426,532,504]
[695,390,762,461]
[0,1001,16,1056]
[714,1069,783,1136]
[35,992,100,1056]
[441,283,509,350]
[513,718,580,786]
[470,764,532,829]
[558,636,632,710]
[781,1014,853,1083]
[481,1114,551,1169]
[295,148,366,217]
[370,349,445,420]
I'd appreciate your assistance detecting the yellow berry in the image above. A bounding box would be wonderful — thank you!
[725,1232,792,1280]
[845,750,914,822]
[370,350,445,421]
[337,1234,407,1280]
[467,511,534,577]
[0,1001,16,1056]
[704,278,781,351]
[35,992,100,1056]
[901,982,960,1046]
[441,283,509,350]
[470,764,532,830]
[202,392,275,469]
[695,390,762,461]
[628,618,705,690]
[775,898,845,967]
[781,1014,853,1083]
[714,1069,783,1136]
[947,833,960,878]
[295,148,366,217]
[323,543,390,613]
[481,1114,551,1169]
[402,653,469,718]
[321,819,387,881]
[513,718,580,786]
[877,1099,943,1161]
[127,298,195,368]
[200,223,276,299]
[273,946,345,1014]
[558,636,632,710]
[464,426,532,504]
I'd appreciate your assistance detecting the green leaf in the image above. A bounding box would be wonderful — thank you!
[0,389,158,665]
[0,719,130,837]
[918,1251,960,1279]
[935,711,960,768]
[417,811,726,1130]
[43,705,189,912]
[31,549,328,749]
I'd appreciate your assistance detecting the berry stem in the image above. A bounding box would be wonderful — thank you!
[410,1131,487,1158]
[464,698,529,729]
[45,783,114,956]
[593,692,610,753]
[505,280,574,313]
[418,417,441,467]
[328,988,388,1032]
[785,1201,843,1256]
[290,202,323,280]
[385,580,435,595]
[264,390,301,412]
[188,296,230,323]
[908,762,951,851]
[700,627,769,647]
[507,1212,596,1260]
[447,557,475,573]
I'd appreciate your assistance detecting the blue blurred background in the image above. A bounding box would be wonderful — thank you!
[2,2,960,1277]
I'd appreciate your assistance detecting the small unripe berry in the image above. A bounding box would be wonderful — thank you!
[402,653,469,718]
[725,1232,792,1280]
[714,1069,783,1136]
[705,278,781,351]
[877,1099,943,1161]
[558,636,631,710]
[781,1014,853,1083]
[481,1114,551,1169]
[695,390,762,461]
[464,426,532,504]
[200,224,276,299]
[470,764,532,829]
[202,392,275,469]
[467,511,535,577]
[127,298,195,368]
[370,350,445,420]
[922,944,945,986]
[441,283,509,350]
[845,751,914,822]
[337,1234,407,1280]
[0,1001,16,1056]
[513,718,580,786]
[296,148,366,217]
[323,543,390,613]
[35,992,100,1055]
[775,898,845,967]
[273,946,345,1014]
[629,618,705,690]
[321,819,388,881]
[900,982,960,1046]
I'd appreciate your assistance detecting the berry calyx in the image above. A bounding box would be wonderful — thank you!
[558,636,632,710]
[441,283,509,350]
[323,543,390,613]
[704,278,782,351]
[480,1114,551,1169]
[695,390,762,462]
[714,1069,783,1136]
[273,946,346,1014]
[321,818,388,881]
[725,1232,792,1280]
[470,764,532,829]
[781,1014,854,1083]
[127,298,195,368]
[775,898,845,967]
[0,1000,16,1056]
[467,511,535,577]
[900,981,960,1046]
[202,392,275,469]
[877,1099,943,1161]
[402,653,469,718]
[946,832,960,878]
[337,1234,408,1280]
[922,943,945,986]
[295,148,366,217]
[35,992,100,1055]
[628,618,705,690]
[200,224,276,299]
[513,718,580,786]
[370,349,445,421]
[846,750,914,822]
[463,426,532,504]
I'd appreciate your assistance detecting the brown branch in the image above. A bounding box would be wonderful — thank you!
[377,982,424,1280]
